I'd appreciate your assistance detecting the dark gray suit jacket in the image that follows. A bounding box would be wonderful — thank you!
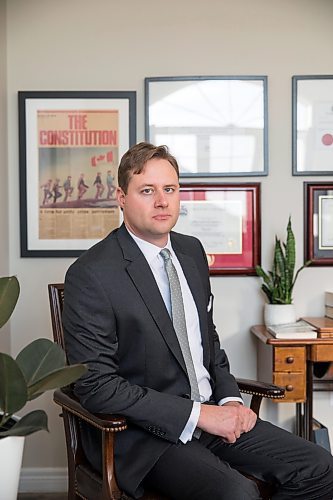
[63,223,240,498]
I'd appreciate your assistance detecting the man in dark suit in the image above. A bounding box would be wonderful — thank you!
[63,142,333,499]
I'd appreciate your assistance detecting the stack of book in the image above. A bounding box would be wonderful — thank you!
[325,291,333,319]
[267,320,317,339]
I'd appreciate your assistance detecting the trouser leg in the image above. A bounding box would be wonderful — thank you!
[144,438,261,500]
[202,419,333,500]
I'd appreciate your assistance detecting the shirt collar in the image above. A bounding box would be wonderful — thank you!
[126,227,173,266]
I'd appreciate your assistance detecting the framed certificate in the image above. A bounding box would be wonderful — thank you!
[293,76,333,175]
[145,76,268,177]
[175,183,261,275]
[304,182,333,265]
[18,90,136,257]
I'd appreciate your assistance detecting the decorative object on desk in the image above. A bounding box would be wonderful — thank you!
[325,306,333,319]
[267,320,317,339]
[325,292,333,319]
[0,276,87,500]
[255,217,310,326]
[302,316,333,338]
[325,291,333,307]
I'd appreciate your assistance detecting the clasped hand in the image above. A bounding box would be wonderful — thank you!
[197,402,257,443]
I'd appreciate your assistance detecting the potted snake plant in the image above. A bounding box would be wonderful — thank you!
[0,275,86,499]
[255,217,310,325]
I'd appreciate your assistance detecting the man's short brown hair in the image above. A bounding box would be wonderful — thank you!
[118,142,179,193]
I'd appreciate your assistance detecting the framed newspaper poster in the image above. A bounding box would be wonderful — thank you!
[19,91,136,257]
[304,182,333,266]
[145,76,268,177]
[293,75,333,175]
[175,183,261,275]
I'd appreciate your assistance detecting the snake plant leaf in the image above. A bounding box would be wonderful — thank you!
[256,218,309,304]
[0,410,48,437]
[0,353,27,416]
[27,364,87,400]
[0,276,20,329]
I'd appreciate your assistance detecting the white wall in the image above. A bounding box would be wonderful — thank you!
[0,0,10,353]
[4,0,333,482]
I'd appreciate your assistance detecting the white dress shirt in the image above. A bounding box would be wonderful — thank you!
[128,228,242,442]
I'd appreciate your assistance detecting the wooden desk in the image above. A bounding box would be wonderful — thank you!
[251,325,333,441]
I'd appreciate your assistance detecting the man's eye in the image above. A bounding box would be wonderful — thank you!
[142,188,153,194]
[165,187,175,193]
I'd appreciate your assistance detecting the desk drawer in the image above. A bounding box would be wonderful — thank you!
[273,372,306,402]
[273,347,305,372]
[311,344,333,362]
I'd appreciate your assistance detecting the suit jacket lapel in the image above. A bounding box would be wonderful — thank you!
[117,225,187,374]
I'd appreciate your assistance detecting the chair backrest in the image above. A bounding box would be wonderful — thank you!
[48,283,65,349]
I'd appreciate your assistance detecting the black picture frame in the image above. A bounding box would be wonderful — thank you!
[145,76,268,178]
[19,90,136,257]
[293,75,333,176]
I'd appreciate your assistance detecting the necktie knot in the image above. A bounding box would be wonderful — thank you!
[160,248,171,262]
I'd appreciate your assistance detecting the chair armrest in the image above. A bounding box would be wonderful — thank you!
[53,388,127,432]
[236,378,285,400]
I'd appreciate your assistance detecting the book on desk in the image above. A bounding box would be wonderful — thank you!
[302,316,333,338]
[267,320,317,339]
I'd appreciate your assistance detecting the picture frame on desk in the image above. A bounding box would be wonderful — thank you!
[292,75,333,175]
[304,182,333,266]
[18,90,136,257]
[145,75,268,177]
[175,183,261,275]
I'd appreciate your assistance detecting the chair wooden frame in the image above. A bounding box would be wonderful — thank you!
[49,283,285,500]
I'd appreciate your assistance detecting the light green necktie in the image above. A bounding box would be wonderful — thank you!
[160,248,201,403]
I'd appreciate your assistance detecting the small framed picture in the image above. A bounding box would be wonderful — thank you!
[175,183,261,275]
[304,182,333,265]
[145,76,268,177]
[293,75,333,175]
[19,90,136,257]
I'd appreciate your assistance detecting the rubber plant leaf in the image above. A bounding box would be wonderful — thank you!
[16,338,66,383]
[16,338,87,400]
[27,364,87,400]
[0,410,48,437]
[0,276,20,329]
[0,352,27,417]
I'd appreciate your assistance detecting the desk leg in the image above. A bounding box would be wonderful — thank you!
[296,403,303,438]
[304,357,314,442]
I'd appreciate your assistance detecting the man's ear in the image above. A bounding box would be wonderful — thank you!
[116,187,126,208]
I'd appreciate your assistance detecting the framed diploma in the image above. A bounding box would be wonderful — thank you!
[293,76,333,175]
[304,182,333,266]
[18,91,136,257]
[145,76,268,177]
[175,183,261,275]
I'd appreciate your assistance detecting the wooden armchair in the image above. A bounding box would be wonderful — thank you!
[48,283,285,500]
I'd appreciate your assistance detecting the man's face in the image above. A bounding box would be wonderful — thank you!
[117,158,180,247]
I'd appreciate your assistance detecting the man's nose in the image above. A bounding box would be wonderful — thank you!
[154,190,168,207]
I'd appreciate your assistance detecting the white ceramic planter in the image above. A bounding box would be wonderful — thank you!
[264,303,297,326]
[0,434,25,500]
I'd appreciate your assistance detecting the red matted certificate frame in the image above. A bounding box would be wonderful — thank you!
[175,183,261,275]
[304,182,333,266]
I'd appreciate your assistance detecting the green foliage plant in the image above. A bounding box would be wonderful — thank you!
[255,218,310,305]
[0,276,86,437]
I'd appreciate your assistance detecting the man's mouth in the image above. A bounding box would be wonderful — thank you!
[153,214,171,221]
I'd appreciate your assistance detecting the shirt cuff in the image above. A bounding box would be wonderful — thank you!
[218,397,244,406]
[179,402,201,443]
